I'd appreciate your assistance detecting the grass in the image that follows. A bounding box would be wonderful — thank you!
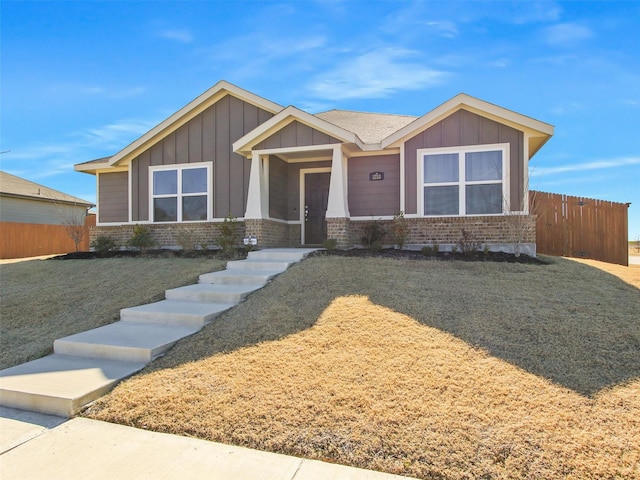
[82,256,640,479]
[0,257,226,369]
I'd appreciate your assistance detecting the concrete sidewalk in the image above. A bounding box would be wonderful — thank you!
[1,409,414,480]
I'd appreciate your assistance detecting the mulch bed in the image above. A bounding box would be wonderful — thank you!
[53,247,545,264]
[311,247,547,264]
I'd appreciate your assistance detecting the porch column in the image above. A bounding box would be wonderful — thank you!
[245,152,265,219]
[326,146,350,218]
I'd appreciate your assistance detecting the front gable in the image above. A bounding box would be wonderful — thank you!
[130,94,277,221]
[254,120,342,151]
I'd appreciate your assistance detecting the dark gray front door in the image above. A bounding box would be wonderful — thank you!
[304,172,330,245]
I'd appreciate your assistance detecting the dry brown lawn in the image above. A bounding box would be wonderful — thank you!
[84,256,640,479]
[0,257,225,369]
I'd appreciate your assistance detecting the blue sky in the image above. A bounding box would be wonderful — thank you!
[2,0,639,239]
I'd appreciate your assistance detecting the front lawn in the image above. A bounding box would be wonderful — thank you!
[0,257,226,369]
[84,256,640,479]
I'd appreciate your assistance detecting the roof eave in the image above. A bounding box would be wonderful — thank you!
[233,106,364,156]
[107,80,285,167]
[381,93,554,149]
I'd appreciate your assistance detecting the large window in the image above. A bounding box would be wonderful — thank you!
[420,145,507,216]
[151,164,209,222]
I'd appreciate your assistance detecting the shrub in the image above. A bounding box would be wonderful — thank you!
[217,213,239,259]
[391,211,409,250]
[421,245,434,257]
[456,229,481,255]
[323,238,338,251]
[361,220,385,253]
[176,227,199,252]
[127,224,156,251]
[91,236,118,254]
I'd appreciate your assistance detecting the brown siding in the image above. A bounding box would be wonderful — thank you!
[129,94,274,221]
[98,172,128,223]
[404,109,524,214]
[255,121,341,150]
[348,155,400,216]
[269,155,289,220]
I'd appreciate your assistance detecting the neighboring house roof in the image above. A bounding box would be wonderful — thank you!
[315,110,417,144]
[0,171,94,207]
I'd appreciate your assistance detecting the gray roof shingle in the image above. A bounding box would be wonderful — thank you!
[314,110,417,144]
[0,171,94,206]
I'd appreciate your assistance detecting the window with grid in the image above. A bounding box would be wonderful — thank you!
[420,145,507,216]
[151,164,209,222]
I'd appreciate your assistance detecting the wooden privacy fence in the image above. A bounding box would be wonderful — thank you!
[0,215,96,259]
[531,191,630,266]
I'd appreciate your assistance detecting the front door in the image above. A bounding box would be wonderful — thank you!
[304,172,330,245]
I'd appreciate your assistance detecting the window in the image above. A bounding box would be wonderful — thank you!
[419,145,507,216]
[151,164,209,222]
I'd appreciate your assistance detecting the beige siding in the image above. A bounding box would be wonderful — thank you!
[0,196,84,225]
[404,109,524,214]
[98,172,128,223]
[130,94,274,221]
[255,121,341,150]
[348,155,400,216]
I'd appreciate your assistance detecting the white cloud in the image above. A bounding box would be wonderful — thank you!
[531,156,640,176]
[1,117,159,180]
[425,20,459,38]
[544,23,593,47]
[158,29,193,43]
[308,48,448,100]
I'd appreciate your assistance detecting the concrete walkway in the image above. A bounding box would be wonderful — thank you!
[0,249,317,417]
[0,410,413,480]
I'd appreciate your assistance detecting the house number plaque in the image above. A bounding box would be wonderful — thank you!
[369,172,384,181]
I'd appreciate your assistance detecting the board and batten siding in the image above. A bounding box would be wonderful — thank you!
[404,109,524,215]
[98,172,128,223]
[255,121,341,150]
[268,155,289,220]
[348,155,400,217]
[130,95,274,221]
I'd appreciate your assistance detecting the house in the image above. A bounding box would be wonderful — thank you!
[75,80,553,254]
[0,171,95,258]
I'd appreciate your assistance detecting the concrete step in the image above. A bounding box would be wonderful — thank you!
[198,269,282,285]
[120,300,234,327]
[226,259,291,272]
[0,354,146,417]
[165,283,262,304]
[54,322,200,363]
[248,248,317,262]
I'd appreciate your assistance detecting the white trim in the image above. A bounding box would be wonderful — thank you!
[382,93,554,149]
[350,215,395,221]
[299,167,331,245]
[252,143,338,157]
[109,81,283,167]
[148,162,211,223]
[245,152,265,219]
[128,169,132,223]
[399,142,405,214]
[233,106,364,156]
[416,143,509,217]
[326,147,350,218]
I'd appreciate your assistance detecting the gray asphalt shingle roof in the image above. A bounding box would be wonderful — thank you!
[0,171,94,206]
[314,109,417,144]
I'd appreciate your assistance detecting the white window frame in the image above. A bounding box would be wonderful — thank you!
[149,162,211,223]
[417,143,510,217]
